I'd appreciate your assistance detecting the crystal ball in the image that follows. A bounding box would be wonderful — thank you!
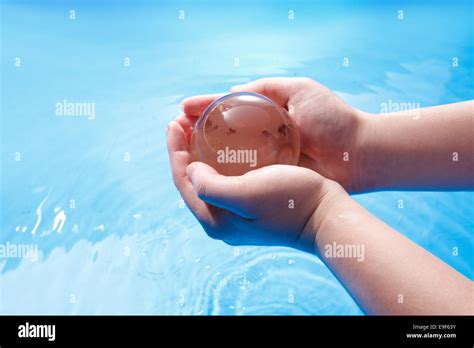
[190,92,301,176]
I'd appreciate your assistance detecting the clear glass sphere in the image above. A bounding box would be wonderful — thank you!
[190,92,301,176]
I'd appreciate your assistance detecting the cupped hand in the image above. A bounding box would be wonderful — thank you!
[181,77,367,193]
[167,120,343,251]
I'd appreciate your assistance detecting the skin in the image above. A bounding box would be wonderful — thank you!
[358,101,474,191]
[167,77,474,315]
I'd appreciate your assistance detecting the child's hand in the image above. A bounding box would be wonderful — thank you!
[182,77,367,193]
[174,83,473,315]
[167,120,344,251]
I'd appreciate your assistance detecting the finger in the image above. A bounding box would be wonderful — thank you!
[186,162,256,219]
[175,114,197,135]
[166,121,216,225]
[181,93,226,117]
[231,77,302,106]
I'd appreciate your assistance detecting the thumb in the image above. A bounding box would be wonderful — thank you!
[186,162,256,219]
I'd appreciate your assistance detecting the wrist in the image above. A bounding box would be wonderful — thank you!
[350,110,379,193]
[298,179,350,254]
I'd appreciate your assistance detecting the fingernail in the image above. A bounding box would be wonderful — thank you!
[179,103,185,112]
[166,122,172,134]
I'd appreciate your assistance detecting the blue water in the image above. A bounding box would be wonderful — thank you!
[1,0,472,314]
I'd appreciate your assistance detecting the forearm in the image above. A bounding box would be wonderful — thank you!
[355,101,474,191]
[304,187,473,315]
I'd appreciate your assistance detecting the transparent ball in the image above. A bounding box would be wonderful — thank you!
[190,92,301,176]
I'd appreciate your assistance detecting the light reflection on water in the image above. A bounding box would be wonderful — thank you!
[1,1,472,314]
